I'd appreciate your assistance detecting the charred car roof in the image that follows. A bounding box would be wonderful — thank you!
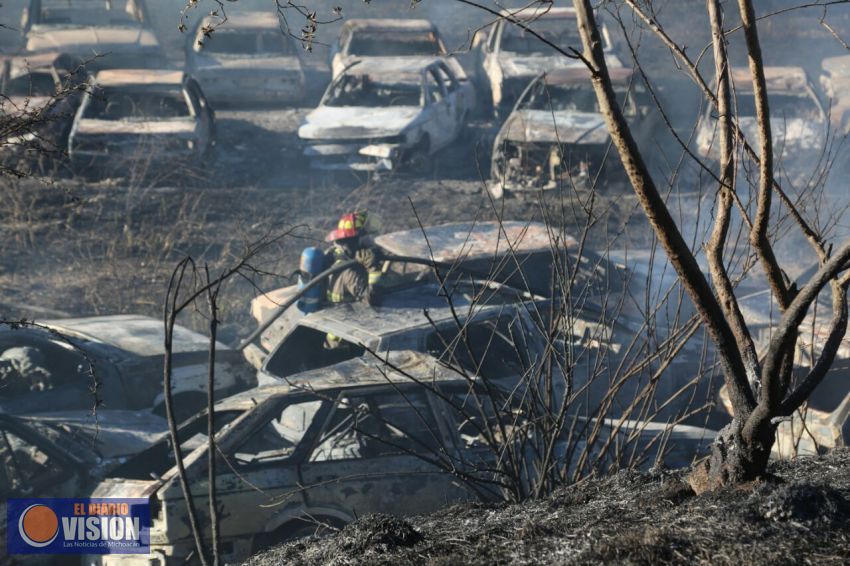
[93,69,184,87]
[341,18,439,32]
[200,12,280,29]
[542,66,633,86]
[40,314,228,356]
[498,6,577,19]
[375,221,567,263]
[729,66,810,95]
[293,281,532,345]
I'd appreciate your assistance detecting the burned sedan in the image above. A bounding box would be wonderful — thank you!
[0,52,88,170]
[186,12,306,107]
[696,66,826,170]
[21,0,165,71]
[473,6,620,117]
[84,351,532,564]
[298,58,473,172]
[68,69,215,175]
[0,410,168,561]
[330,18,469,87]
[0,314,254,419]
[489,68,656,198]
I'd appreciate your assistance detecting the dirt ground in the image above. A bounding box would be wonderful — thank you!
[246,449,850,565]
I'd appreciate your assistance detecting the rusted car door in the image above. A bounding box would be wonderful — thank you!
[297,388,474,519]
[186,77,214,154]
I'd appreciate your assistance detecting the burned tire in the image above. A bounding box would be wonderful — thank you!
[404,135,433,176]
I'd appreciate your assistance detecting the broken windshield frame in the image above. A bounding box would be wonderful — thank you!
[83,86,192,120]
[518,80,636,116]
[323,74,422,108]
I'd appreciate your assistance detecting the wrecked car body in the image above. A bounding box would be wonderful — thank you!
[0,314,255,419]
[21,0,165,71]
[186,13,306,107]
[0,410,167,560]
[330,18,469,88]
[298,58,473,172]
[0,51,88,170]
[696,66,826,168]
[68,69,215,175]
[473,6,620,116]
[84,351,520,564]
[489,68,657,197]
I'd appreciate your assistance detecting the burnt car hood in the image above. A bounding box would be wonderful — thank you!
[43,314,227,356]
[300,106,420,140]
[74,118,198,138]
[25,25,160,54]
[498,53,622,79]
[501,110,609,144]
[20,410,168,461]
[194,54,302,74]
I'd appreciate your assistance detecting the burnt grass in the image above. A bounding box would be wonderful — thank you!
[246,449,850,565]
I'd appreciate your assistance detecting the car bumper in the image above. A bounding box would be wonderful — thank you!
[303,142,402,172]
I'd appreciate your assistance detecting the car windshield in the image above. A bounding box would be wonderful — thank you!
[105,410,242,480]
[84,86,189,119]
[199,30,291,55]
[734,93,820,121]
[325,75,421,107]
[519,81,633,115]
[38,0,142,26]
[501,17,580,55]
[4,72,56,97]
[348,31,442,56]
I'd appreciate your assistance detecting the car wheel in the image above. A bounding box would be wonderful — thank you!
[405,135,433,176]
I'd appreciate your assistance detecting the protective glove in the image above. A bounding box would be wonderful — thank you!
[355,248,377,270]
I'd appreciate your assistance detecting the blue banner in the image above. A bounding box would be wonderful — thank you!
[6,498,150,555]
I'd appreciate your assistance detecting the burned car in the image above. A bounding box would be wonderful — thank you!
[298,58,474,172]
[84,351,535,563]
[695,66,826,169]
[330,18,469,87]
[473,6,620,116]
[21,0,165,71]
[489,68,657,198]
[186,13,306,107]
[68,69,215,175]
[0,52,88,171]
[0,410,167,561]
[0,314,254,419]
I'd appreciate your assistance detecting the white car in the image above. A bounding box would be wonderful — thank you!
[299,58,474,172]
[695,66,826,167]
[186,12,306,107]
[68,69,215,176]
[473,6,620,117]
[21,0,165,70]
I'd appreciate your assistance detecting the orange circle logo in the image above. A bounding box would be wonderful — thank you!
[18,504,59,547]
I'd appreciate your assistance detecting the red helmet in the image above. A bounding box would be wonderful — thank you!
[326,212,368,242]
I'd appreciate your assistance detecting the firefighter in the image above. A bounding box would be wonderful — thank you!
[324,211,383,306]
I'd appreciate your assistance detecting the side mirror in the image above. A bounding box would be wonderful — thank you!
[20,8,30,32]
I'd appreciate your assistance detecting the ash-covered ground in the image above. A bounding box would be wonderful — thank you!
[248,449,850,565]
